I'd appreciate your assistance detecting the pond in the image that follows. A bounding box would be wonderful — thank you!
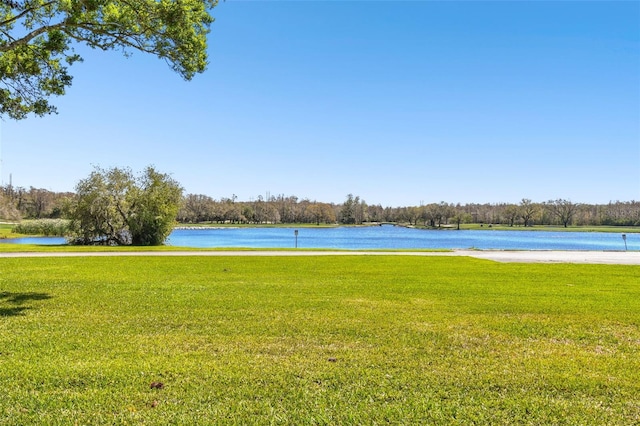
[167,226,635,251]
[2,226,636,251]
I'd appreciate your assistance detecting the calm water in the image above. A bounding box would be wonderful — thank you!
[167,226,636,251]
[3,226,636,250]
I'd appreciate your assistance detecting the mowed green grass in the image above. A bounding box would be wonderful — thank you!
[0,256,638,424]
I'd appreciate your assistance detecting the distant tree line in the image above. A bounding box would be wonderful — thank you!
[177,194,338,225]
[2,184,639,228]
[0,185,73,220]
[177,194,640,228]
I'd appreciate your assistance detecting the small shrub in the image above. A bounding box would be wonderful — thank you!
[13,219,70,236]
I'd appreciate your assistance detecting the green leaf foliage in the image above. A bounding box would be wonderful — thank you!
[128,167,183,245]
[65,166,183,245]
[0,0,218,119]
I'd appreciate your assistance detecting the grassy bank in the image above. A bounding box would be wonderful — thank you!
[176,222,340,228]
[459,224,640,233]
[180,223,640,233]
[0,256,638,424]
[0,222,19,238]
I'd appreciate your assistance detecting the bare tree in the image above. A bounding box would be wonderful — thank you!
[519,199,538,227]
[546,199,579,228]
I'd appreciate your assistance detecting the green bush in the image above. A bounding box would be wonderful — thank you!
[65,166,183,245]
[13,219,70,236]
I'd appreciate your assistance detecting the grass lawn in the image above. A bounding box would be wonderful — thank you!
[0,255,638,424]
[0,223,20,239]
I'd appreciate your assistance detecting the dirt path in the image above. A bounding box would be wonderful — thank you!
[0,250,638,264]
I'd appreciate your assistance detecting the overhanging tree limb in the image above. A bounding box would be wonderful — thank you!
[0,0,218,119]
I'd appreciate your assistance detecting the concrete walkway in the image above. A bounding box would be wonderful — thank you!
[0,250,638,264]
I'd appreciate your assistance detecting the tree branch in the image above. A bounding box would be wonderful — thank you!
[0,1,56,30]
[66,22,161,54]
[0,19,65,52]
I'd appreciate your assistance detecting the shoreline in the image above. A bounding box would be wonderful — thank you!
[0,249,638,264]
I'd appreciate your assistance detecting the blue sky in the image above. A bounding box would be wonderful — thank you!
[2,1,639,206]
